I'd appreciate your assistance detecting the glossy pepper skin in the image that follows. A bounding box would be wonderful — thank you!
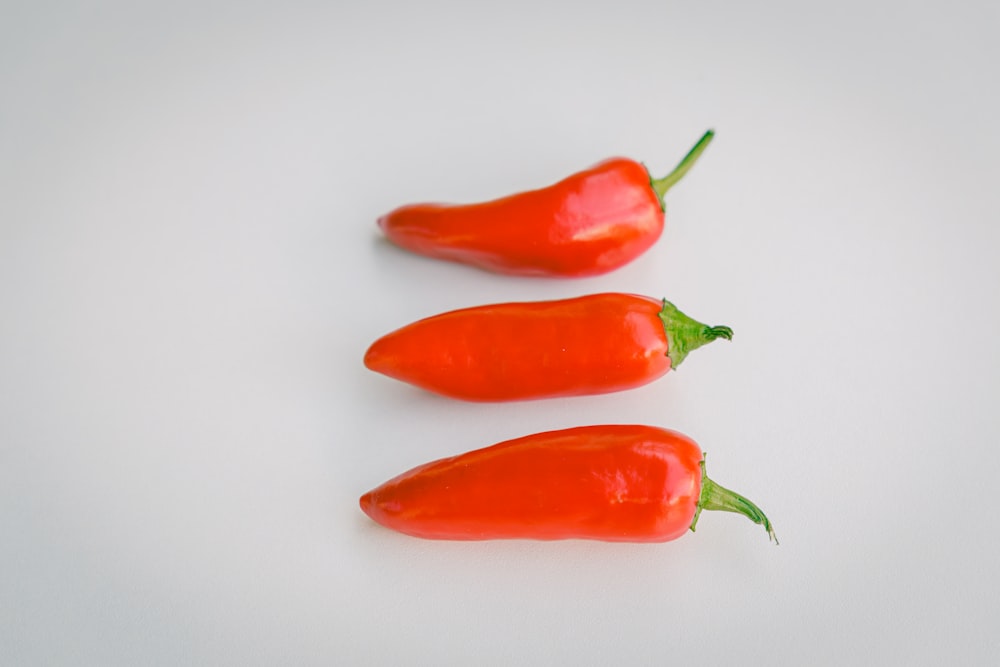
[377,130,714,277]
[363,293,732,402]
[360,425,776,543]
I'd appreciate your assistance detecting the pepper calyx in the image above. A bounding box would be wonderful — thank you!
[648,129,715,210]
[658,299,733,369]
[690,454,778,544]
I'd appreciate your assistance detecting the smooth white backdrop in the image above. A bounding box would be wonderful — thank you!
[2,1,998,664]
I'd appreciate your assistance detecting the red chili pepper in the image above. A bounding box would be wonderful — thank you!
[364,293,732,402]
[377,130,714,277]
[360,424,775,543]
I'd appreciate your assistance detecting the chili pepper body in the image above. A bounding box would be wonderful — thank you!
[377,131,714,277]
[360,425,775,543]
[363,293,732,402]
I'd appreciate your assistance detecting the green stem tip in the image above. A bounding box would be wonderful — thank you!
[690,455,778,545]
[659,299,732,369]
[648,129,715,209]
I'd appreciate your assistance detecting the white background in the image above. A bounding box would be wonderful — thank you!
[2,1,999,664]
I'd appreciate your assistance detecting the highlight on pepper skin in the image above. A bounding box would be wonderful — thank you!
[359,424,776,544]
[376,130,715,277]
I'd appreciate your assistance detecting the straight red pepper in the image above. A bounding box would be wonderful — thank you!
[377,130,714,277]
[363,293,732,401]
[360,424,776,543]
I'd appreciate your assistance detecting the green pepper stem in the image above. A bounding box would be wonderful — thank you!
[658,299,732,369]
[648,129,715,209]
[690,456,778,544]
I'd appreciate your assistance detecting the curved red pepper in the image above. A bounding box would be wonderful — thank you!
[360,424,776,543]
[363,293,732,402]
[377,130,714,277]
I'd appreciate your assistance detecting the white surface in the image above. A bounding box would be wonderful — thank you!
[2,1,999,664]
